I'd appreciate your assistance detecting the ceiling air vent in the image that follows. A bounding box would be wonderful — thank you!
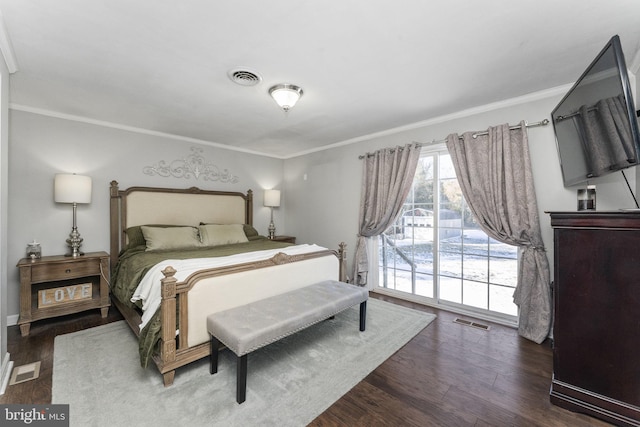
[228,68,262,86]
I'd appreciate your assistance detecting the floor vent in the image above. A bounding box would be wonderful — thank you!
[9,361,40,385]
[454,318,490,331]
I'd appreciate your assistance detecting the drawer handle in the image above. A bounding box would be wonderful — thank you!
[65,269,71,273]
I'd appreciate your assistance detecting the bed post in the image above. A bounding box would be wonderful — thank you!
[338,242,347,282]
[109,181,121,270]
[246,189,253,225]
[160,266,178,387]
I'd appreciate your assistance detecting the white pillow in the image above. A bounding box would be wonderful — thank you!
[141,226,201,251]
[199,224,249,247]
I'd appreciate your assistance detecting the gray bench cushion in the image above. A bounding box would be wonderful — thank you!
[207,280,368,356]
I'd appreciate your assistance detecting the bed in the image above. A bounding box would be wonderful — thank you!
[108,181,347,386]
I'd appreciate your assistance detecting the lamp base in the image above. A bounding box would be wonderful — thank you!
[268,221,276,239]
[65,227,84,257]
[64,252,85,257]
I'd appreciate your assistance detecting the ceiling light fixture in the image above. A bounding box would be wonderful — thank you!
[269,84,303,112]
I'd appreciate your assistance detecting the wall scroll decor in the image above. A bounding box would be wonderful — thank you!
[143,147,240,183]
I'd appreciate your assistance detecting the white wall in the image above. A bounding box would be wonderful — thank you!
[6,110,285,320]
[284,88,639,279]
[0,47,10,391]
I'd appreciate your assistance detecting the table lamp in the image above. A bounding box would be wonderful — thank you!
[54,173,92,257]
[264,189,281,239]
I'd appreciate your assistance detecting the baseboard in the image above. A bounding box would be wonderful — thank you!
[0,352,14,395]
[551,378,640,426]
[6,314,17,326]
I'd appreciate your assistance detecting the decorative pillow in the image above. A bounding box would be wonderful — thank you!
[125,226,147,249]
[125,224,189,249]
[199,224,249,247]
[242,224,261,241]
[140,226,201,251]
[200,223,262,241]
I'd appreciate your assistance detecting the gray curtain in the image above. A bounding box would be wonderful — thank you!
[353,143,421,285]
[579,94,635,176]
[445,122,551,343]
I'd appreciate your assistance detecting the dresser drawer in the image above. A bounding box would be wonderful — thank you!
[30,259,100,283]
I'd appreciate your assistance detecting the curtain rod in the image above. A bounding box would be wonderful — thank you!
[556,108,598,122]
[358,119,549,159]
[470,118,549,138]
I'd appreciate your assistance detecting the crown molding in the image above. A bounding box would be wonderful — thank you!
[9,104,285,159]
[12,84,572,161]
[0,12,17,73]
[285,85,570,159]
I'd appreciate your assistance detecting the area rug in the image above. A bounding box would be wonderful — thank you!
[52,298,436,427]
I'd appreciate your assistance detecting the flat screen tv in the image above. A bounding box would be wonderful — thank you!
[551,35,640,187]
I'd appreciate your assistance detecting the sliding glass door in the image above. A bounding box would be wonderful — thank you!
[376,147,518,323]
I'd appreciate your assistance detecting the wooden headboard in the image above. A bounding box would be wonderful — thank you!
[109,181,253,268]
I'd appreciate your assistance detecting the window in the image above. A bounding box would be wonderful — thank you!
[377,147,518,323]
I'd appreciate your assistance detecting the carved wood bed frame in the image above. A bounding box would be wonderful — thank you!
[109,181,347,386]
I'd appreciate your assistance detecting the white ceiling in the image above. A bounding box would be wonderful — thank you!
[1,1,640,158]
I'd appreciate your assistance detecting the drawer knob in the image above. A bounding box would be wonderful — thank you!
[65,269,71,273]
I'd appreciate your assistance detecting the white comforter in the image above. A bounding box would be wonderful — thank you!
[131,244,328,330]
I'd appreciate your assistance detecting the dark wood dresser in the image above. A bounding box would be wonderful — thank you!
[549,212,640,426]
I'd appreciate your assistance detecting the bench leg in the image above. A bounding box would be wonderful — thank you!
[210,335,219,375]
[237,354,248,404]
[359,301,367,331]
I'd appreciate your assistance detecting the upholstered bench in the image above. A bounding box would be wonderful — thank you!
[207,280,369,403]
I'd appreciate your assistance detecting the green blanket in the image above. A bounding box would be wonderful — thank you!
[111,238,293,367]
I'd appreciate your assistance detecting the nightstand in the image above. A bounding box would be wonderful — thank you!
[17,251,110,336]
[270,235,296,244]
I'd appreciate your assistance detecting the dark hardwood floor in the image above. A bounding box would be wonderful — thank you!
[1,294,611,426]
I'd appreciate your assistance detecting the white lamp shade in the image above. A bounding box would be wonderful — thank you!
[54,174,92,204]
[264,189,281,207]
[269,84,303,111]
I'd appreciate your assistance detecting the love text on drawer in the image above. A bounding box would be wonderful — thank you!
[38,283,92,308]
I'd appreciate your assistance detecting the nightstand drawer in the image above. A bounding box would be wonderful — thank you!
[30,259,100,283]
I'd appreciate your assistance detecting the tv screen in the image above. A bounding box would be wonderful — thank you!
[551,35,640,187]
